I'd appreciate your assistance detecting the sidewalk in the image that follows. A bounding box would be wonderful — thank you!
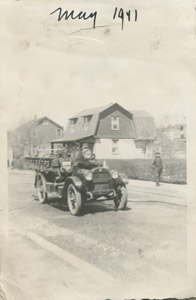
[127,179,187,206]
[2,229,119,300]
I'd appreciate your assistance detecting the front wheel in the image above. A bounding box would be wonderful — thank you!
[114,186,128,210]
[67,184,82,216]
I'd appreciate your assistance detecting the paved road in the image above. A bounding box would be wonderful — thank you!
[2,170,188,299]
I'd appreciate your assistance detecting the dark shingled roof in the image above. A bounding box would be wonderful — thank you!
[129,110,157,140]
[52,103,157,143]
[129,110,152,118]
[132,116,157,140]
[52,104,114,142]
[71,104,112,118]
[53,113,99,142]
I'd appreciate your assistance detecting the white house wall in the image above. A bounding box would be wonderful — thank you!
[94,138,144,159]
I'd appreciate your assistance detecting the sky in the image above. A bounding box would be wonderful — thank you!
[0,0,195,130]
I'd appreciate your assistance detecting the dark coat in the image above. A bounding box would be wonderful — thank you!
[152,157,163,172]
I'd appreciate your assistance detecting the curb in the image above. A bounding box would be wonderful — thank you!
[12,226,118,288]
[127,186,186,207]
[128,187,186,199]
[128,199,186,207]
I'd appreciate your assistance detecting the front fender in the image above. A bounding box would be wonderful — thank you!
[62,176,83,201]
[119,173,129,185]
[113,173,129,187]
[65,176,83,190]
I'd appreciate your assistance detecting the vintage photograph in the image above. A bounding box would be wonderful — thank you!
[0,0,196,299]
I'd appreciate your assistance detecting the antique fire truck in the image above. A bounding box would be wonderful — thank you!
[25,145,129,216]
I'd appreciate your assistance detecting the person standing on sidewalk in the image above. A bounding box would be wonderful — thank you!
[152,152,163,186]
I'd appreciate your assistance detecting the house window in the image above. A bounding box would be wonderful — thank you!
[112,140,119,155]
[69,118,77,132]
[111,116,119,130]
[56,128,62,138]
[83,115,92,131]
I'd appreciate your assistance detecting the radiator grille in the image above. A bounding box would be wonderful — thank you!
[94,183,110,193]
[92,171,110,183]
[92,170,110,194]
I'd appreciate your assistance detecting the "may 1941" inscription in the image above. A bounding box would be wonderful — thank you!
[50,7,138,30]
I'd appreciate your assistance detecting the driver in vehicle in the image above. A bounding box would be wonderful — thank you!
[52,147,72,182]
[71,144,95,165]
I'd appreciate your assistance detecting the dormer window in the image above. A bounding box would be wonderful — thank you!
[83,115,92,131]
[69,118,77,132]
[111,116,119,130]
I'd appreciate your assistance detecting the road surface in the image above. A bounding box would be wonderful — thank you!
[1,169,187,299]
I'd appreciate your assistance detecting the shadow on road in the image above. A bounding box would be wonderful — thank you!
[36,196,131,216]
[82,202,131,216]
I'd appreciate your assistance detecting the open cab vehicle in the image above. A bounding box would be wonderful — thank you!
[25,145,129,216]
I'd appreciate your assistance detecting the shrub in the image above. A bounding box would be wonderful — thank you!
[12,158,27,170]
[104,158,186,184]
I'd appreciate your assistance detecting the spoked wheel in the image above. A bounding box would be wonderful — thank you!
[67,184,82,216]
[114,186,128,210]
[36,174,47,204]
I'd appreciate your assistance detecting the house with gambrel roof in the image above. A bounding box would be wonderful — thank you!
[52,103,157,159]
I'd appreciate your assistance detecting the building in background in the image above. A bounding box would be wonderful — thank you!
[155,123,186,159]
[8,116,64,159]
[51,103,157,159]
[157,124,186,140]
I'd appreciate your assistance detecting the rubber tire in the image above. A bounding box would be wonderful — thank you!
[115,186,128,210]
[67,184,82,216]
[36,174,47,204]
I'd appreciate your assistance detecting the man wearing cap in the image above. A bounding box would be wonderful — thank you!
[152,152,163,186]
